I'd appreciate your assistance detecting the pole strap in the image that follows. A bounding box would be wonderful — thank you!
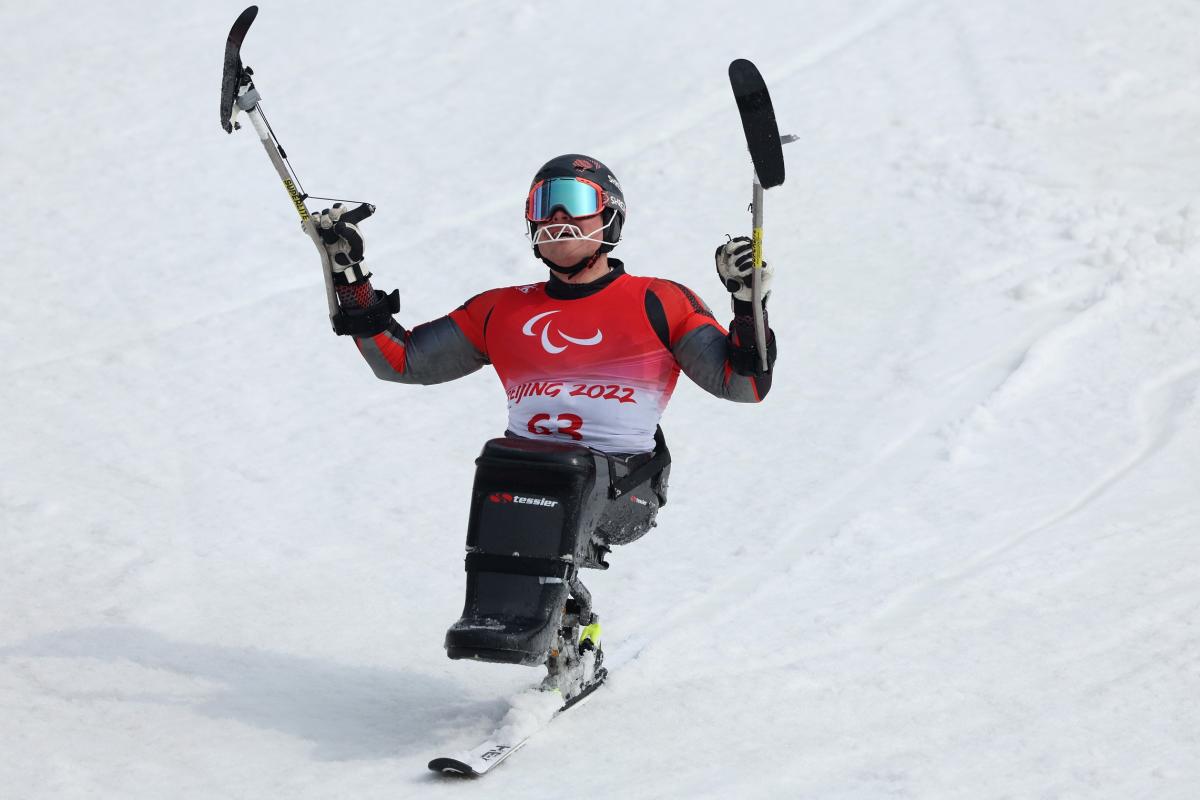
[465,553,574,580]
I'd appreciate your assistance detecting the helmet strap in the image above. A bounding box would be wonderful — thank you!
[597,209,621,254]
[538,248,603,277]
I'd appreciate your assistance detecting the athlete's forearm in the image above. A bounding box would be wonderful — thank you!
[674,310,775,402]
[337,281,487,385]
[356,317,487,385]
[726,299,777,380]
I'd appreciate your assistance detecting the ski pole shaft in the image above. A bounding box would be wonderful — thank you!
[750,175,769,373]
[242,105,339,323]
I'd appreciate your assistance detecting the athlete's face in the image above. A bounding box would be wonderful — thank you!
[537,209,604,268]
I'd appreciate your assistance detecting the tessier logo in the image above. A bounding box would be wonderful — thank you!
[488,492,559,508]
[522,310,603,355]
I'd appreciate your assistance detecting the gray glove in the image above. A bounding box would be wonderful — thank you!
[715,236,773,302]
[311,203,375,284]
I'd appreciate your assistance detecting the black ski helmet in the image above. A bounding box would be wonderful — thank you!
[527,154,626,271]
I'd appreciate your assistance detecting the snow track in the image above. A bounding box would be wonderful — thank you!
[900,361,1200,598]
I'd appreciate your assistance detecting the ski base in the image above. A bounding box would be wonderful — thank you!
[428,669,607,778]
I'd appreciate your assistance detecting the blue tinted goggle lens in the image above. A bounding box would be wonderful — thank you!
[526,178,603,221]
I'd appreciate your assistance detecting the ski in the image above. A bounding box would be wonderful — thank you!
[728,59,785,189]
[220,5,258,134]
[728,58,790,372]
[428,669,607,778]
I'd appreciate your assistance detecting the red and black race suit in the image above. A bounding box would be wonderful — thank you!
[346,261,774,453]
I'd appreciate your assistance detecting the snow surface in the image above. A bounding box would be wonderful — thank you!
[3,0,1199,797]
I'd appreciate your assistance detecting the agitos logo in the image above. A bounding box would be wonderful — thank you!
[488,492,559,508]
[522,310,603,355]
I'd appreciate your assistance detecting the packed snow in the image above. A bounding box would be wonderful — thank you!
[2,1,1198,797]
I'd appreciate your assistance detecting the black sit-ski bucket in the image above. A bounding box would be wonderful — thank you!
[444,437,600,666]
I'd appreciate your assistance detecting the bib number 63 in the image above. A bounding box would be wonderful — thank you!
[527,413,584,441]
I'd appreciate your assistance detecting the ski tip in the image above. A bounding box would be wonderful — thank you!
[222,6,260,133]
[428,757,480,778]
[728,58,761,80]
[227,6,259,44]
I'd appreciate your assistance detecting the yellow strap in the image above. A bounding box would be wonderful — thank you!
[580,622,602,645]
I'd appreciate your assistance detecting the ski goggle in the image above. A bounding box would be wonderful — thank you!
[525,177,605,222]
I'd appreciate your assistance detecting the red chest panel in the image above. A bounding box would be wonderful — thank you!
[453,274,680,453]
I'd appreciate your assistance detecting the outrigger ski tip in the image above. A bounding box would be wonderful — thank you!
[220,6,259,133]
[728,58,786,189]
